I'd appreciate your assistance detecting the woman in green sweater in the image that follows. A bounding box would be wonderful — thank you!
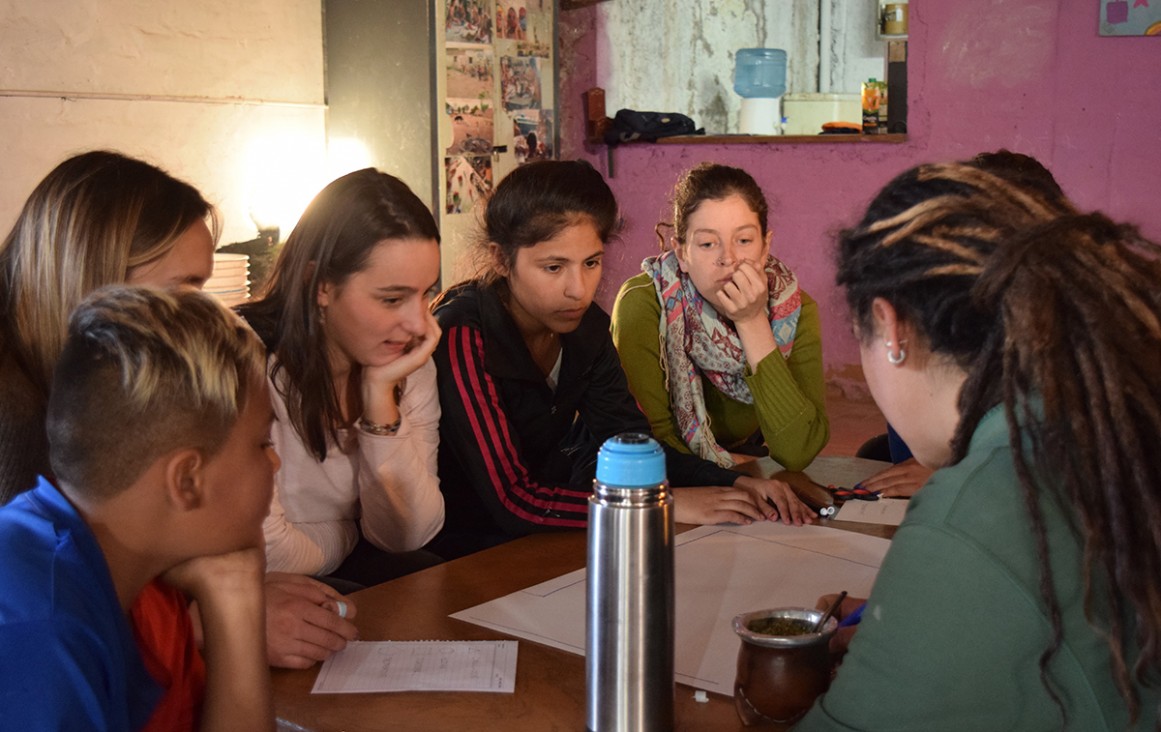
[612,163,828,471]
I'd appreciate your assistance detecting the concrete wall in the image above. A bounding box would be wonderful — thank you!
[595,0,883,134]
[559,0,1161,391]
[0,0,326,245]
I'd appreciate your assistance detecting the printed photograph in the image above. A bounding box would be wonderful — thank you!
[522,0,552,47]
[445,98,494,156]
[1100,0,1161,35]
[446,48,494,99]
[496,0,527,41]
[516,40,551,58]
[445,0,492,44]
[512,110,554,163]
[500,56,542,111]
[445,155,493,215]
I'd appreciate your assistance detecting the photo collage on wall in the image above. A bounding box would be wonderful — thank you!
[443,0,554,215]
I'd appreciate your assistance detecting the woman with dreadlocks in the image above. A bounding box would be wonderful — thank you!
[796,160,1161,730]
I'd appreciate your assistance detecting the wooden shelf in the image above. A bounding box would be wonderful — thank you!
[588,133,908,146]
[582,89,908,149]
[656,133,907,145]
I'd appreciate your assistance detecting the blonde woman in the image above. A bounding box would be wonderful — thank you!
[0,150,230,729]
[0,150,215,505]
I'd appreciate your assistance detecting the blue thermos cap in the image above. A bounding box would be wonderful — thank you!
[596,433,666,488]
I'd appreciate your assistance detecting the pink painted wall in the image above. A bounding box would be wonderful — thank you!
[557,1,1161,386]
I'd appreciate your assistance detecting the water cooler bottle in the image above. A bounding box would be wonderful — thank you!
[734,48,787,135]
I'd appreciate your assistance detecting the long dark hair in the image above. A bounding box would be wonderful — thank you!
[238,169,439,460]
[838,160,1161,724]
[473,160,619,284]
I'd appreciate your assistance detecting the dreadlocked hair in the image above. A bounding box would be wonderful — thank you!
[838,161,1161,726]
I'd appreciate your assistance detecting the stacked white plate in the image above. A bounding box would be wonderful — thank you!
[206,253,250,307]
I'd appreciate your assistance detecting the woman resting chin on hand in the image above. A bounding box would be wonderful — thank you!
[427,161,813,561]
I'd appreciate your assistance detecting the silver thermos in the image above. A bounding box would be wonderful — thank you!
[586,433,675,732]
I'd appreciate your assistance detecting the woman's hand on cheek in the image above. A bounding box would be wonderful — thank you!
[716,261,767,324]
[363,311,442,392]
[361,311,441,425]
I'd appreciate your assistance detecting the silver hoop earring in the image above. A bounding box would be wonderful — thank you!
[885,339,907,366]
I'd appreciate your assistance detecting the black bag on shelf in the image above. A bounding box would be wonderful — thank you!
[603,109,704,144]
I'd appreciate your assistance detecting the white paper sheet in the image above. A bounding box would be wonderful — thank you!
[311,640,518,694]
[834,497,910,526]
[451,522,890,696]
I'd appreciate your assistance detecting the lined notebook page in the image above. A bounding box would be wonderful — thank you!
[312,640,518,694]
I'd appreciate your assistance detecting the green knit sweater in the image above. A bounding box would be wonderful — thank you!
[611,272,828,471]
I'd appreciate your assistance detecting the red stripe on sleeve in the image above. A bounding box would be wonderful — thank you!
[447,326,587,527]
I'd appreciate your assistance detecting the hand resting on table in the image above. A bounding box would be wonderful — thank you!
[265,572,359,669]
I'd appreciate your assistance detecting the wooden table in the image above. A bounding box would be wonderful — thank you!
[273,470,896,731]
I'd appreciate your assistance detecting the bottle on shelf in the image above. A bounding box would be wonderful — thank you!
[861,78,888,134]
[734,48,787,135]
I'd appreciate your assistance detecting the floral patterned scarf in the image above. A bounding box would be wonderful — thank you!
[643,250,801,466]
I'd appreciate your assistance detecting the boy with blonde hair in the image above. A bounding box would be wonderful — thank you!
[0,287,276,730]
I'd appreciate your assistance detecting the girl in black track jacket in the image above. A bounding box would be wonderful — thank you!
[427,161,815,560]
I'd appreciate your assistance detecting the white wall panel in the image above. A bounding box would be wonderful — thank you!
[0,0,325,244]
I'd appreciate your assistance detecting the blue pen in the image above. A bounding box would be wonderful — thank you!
[837,601,867,628]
